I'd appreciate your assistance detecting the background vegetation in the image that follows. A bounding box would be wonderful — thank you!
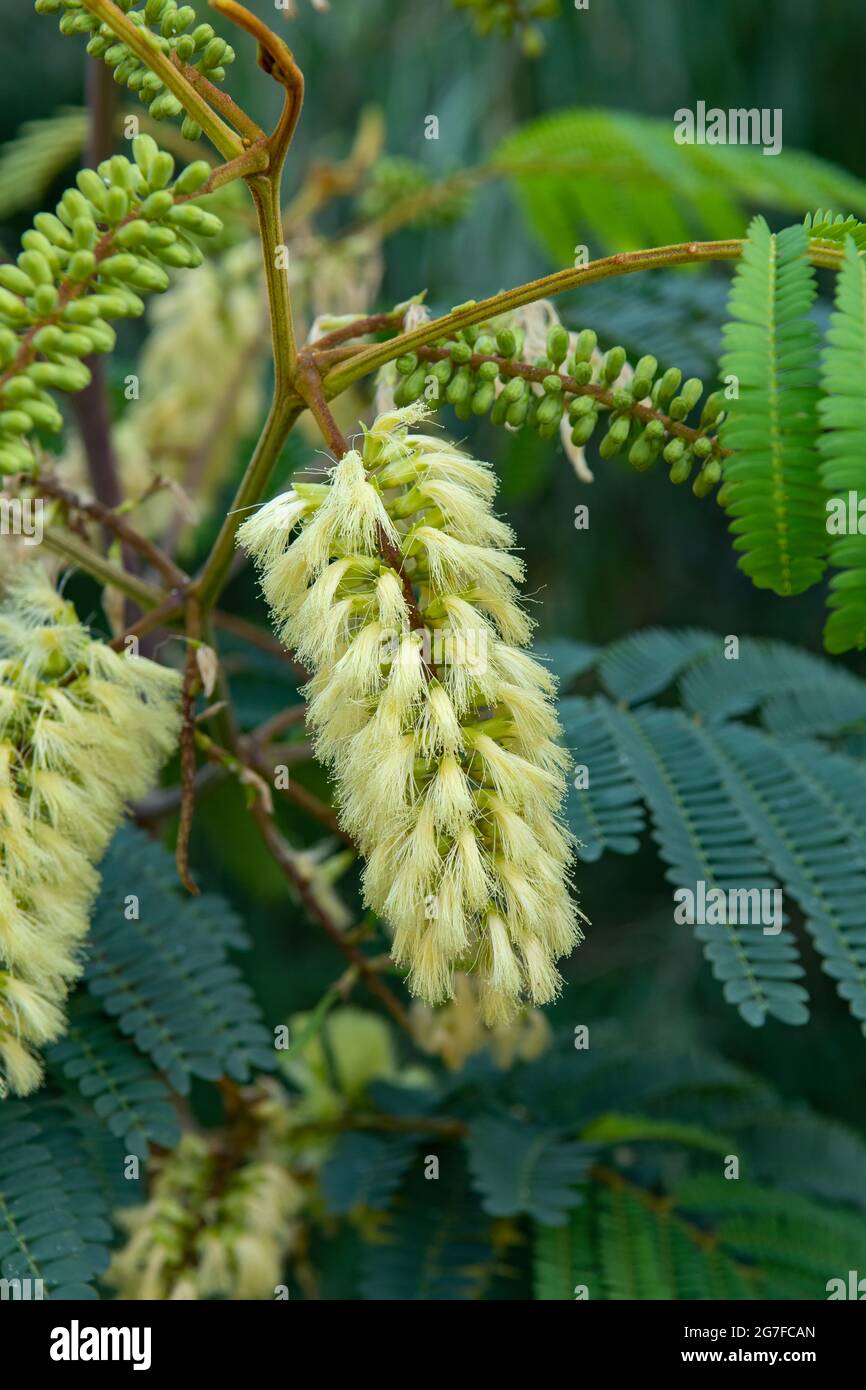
[2,0,865,1300]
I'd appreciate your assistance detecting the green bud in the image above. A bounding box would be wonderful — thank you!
[67,250,97,282]
[446,367,472,406]
[99,253,140,281]
[601,346,626,384]
[569,395,594,421]
[18,250,52,286]
[76,169,108,211]
[692,435,713,460]
[0,288,32,324]
[394,367,427,405]
[0,328,20,366]
[547,324,570,367]
[644,418,665,441]
[174,160,212,195]
[129,261,170,293]
[632,356,657,398]
[669,452,693,486]
[82,320,117,355]
[495,328,517,358]
[668,377,704,421]
[471,381,496,415]
[536,394,564,428]
[571,361,593,386]
[663,437,685,466]
[0,410,34,436]
[147,152,176,191]
[449,340,472,365]
[168,205,222,236]
[141,190,176,221]
[0,376,37,403]
[132,133,160,174]
[490,392,509,427]
[429,359,452,385]
[28,359,92,392]
[700,391,725,427]
[628,432,659,472]
[655,367,682,405]
[598,414,631,458]
[396,353,418,375]
[33,212,74,249]
[105,187,129,223]
[573,328,597,363]
[570,412,598,446]
[32,284,59,317]
[693,458,722,498]
[0,266,35,297]
[32,326,65,353]
[73,217,97,250]
[478,360,499,382]
[542,374,563,394]
[62,299,102,325]
[19,399,63,432]
[502,376,527,403]
[202,37,227,68]
[115,221,152,250]
[149,92,184,120]
[611,387,632,411]
[181,118,202,142]
[506,396,529,428]
[474,335,496,357]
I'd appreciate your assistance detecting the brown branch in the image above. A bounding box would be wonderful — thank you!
[106,589,187,651]
[253,802,413,1034]
[416,346,731,458]
[176,600,203,895]
[308,311,404,353]
[37,476,191,589]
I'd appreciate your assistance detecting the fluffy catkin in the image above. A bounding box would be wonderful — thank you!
[0,568,181,1096]
[238,405,582,1023]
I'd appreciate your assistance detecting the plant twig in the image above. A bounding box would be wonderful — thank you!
[320,237,848,397]
[176,599,203,894]
[37,476,191,588]
[253,803,413,1034]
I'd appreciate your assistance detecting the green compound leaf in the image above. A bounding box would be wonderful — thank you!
[718,216,825,597]
[819,236,866,652]
[84,825,276,1094]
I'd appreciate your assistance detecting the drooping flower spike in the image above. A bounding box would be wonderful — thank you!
[238,405,583,1023]
[0,568,181,1096]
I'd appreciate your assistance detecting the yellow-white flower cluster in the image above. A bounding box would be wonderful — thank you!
[110,1130,304,1301]
[238,406,582,1023]
[0,568,180,1096]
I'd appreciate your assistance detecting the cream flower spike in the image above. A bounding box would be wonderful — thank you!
[0,567,182,1097]
[238,405,583,1023]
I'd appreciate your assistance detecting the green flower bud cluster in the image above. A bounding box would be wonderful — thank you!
[356,157,468,230]
[393,317,727,499]
[34,0,236,141]
[0,568,181,1098]
[452,0,559,57]
[110,1122,304,1299]
[0,133,220,476]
